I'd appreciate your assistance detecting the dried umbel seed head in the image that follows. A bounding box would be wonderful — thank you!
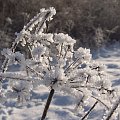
[0,7,117,120]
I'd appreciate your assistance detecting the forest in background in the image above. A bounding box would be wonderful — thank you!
[0,0,120,53]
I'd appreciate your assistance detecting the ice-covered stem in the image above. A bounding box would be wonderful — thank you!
[1,42,17,73]
[0,75,30,82]
[92,96,109,110]
[81,101,98,120]
[25,7,56,34]
[74,95,84,111]
[64,58,81,73]
[1,7,56,74]
[105,97,120,120]
[76,87,109,110]
[41,89,55,120]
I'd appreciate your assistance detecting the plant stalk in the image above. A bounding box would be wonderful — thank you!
[81,101,98,120]
[41,89,55,120]
[105,97,120,120]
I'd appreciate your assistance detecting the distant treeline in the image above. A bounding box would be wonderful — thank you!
[0,0,120,50]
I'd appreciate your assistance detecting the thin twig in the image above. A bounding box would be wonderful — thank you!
[28,45,34,60]
[0,75,31,81]
[1,58,9,73]
[1,42,19,73]
[35,12,51,34]
[105,97,120,120]
[74,95,84,111]
[15,57,43,79]
[71,84,113,94]
[81,101,98,120]
[26,65,43,78]
[91,96,109,110]
[63,46,68,59]
[59,43,63,58]
[48,57,52,70]
[64,57,80,73]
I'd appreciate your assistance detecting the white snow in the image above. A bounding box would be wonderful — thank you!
[1,42,120,120]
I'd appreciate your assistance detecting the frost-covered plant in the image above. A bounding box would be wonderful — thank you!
[0,7,119,120]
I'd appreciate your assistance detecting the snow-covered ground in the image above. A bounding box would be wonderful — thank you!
[1,43,120,120]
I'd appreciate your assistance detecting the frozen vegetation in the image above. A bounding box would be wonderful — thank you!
[0,8,120,120]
